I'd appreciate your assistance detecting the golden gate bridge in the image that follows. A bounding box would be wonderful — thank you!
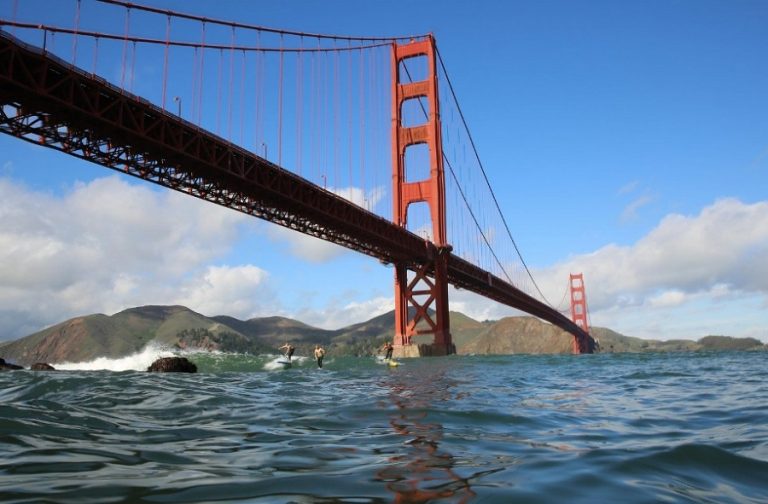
[0,0,595,355]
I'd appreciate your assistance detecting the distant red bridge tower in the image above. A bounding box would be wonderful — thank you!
[569,273,591,353]
[391,35,454,357]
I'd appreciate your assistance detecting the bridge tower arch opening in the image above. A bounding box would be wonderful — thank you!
[391,35,454,357]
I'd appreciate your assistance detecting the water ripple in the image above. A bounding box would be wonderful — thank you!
[1,352,767,502]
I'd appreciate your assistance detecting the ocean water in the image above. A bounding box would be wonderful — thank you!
[1,350,767,503]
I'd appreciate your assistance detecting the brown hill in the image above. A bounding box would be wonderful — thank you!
[457,316,573,354]
[1,305,763,366]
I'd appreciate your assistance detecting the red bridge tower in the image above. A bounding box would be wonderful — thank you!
[391,36,454,357]
[569,273,591,353]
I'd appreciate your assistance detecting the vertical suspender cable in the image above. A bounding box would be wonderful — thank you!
[197,22,206,127]
[309,40,317,180]
[162,14,170,110]
[347,39,353,194]
[216,48,223,135]
[72,0,81,65]
[11,0,18,36]
[358,46,366,208]
[369,46,378,212]
[254,30,262,155]
[130,40,137,92]
[278,33,284,167]
[296,36,304,175]
[333,39,340,190]
[191,46,199,122]
[239,49,246,146]
[227,26,235,141]
[120,8,131,90]
[91,36,99,76]
[317,37,324,184]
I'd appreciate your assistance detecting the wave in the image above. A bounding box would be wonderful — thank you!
[51,342,225,372]
[51,343,322,373]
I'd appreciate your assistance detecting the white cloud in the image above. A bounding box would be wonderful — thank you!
[266,225,348,263]
[295,295,392,330]
[531,198,768,339]
[647,289,687,308]
[448,286,521,322]
[536,198,768,305]
[0,176,258,339]
[175,265,271,320]
[617,180,640,195]
[620,193,654,222]
[3,173,765,345]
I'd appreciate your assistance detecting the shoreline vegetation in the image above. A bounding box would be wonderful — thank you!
[1,305,765,368]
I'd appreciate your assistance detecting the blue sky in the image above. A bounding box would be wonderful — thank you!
[1,0,766,343]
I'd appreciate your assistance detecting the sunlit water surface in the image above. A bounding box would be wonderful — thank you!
[1,351,767,503]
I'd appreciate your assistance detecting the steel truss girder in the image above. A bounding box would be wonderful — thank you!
[0,30,427,267]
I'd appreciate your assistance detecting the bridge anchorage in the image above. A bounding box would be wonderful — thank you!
[0,1,595,355]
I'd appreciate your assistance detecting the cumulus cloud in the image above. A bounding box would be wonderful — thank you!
[536,198,768,305]
[175,265,271,320]
[0,176,258,339]
[647,289,687,308]
[529,198,768,338]
[295,295,393,330]
[0,174,402,340]
[266,225,348,263]
[448,286,522,322]
[3,172,765,344]
[436,198,768,341]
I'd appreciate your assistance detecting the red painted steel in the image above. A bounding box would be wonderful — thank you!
[569,273,591,353]
[391,36,453,355]
[0,30,594,353]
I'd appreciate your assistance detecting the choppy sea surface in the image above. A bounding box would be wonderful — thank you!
[1,349,767,503]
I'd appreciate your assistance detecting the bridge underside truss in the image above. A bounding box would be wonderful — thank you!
[0,30,594,354]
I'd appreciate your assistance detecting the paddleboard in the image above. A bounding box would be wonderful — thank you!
[276,357,292,368]
[387,359,400,367]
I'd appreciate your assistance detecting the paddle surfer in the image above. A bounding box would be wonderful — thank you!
[314,344,326,368]
[380,341,394,360]
[279,342,295,361]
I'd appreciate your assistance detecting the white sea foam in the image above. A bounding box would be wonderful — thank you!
[53,342,195,372]
[263,354,308,371]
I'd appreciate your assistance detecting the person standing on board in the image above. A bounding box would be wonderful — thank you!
[380,341,394,360]
[279,342,295,361]
[314,345,326,368]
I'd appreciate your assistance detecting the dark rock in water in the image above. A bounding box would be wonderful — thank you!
[31,362,56,371]
[147,357,197,373]
[0,357,24,371]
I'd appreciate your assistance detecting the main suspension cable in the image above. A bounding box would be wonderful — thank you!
[0,21,393,53]
[97,0,428,42]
